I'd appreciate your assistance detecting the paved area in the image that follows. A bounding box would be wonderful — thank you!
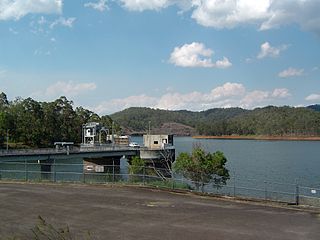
[0,183,319,240]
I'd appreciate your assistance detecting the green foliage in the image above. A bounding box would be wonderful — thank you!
[0,93,120,148]
[111,106,320,137]
[129,156,145,175]
[4,216,94,240]
[174,147,230,191]
[147,179,191,190]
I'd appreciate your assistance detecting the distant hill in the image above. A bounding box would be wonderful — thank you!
[111,106,320,136]
[307,104,320,112]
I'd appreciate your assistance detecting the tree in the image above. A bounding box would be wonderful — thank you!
[174,147,229,192]
[129,156,145,182]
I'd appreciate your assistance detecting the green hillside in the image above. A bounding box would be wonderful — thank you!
[111,106,320,136]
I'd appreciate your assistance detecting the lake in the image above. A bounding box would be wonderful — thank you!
[133,136,320,188]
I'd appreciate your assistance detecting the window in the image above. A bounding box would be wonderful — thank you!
[154,141,158,145]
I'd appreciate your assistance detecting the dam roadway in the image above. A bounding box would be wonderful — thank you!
[0,183,319,239]
[0,146,139,162]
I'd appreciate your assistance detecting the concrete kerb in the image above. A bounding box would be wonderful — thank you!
[0,180,319,214]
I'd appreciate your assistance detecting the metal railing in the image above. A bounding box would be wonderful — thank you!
[0,161,319,208]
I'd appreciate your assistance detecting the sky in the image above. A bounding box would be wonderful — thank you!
[0,0,320,115]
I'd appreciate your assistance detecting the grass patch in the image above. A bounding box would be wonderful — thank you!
[147,179,191,190]
[4,216,95,240]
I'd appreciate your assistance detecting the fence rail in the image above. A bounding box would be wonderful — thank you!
[0,162,319,208]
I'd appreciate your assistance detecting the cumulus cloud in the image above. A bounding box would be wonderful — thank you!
[93,94,158,114]
[191,0,320,35]
[271,88,291,98]
[305,94,320,101]
[92,82,290,114]
[191,0,270,29]
[240,88,291,108]
[50,17,76,28]
[84,0,109,12]
[32,81,97,100]
[0,0,62,21]
[278,67,304,78]
[117,1,320,35]
[119,0,171,11]
[259,0,320,34]
[257,42,287,59]
[169,42,232,69]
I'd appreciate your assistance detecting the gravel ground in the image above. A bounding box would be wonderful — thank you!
[0,182,319,240]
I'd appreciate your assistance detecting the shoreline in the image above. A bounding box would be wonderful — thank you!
[192,135,320,141]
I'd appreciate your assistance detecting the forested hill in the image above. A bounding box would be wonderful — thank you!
[111,106,320,136]
[307,104,320,112]
[1,89,320,147]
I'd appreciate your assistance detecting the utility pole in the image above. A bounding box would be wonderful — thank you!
[112,121,115,148]
[148,121,151,148]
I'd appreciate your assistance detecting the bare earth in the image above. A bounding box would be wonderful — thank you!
[0,183,319,240]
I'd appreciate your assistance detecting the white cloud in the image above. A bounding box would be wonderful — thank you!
[0,0,62,21]
[207,82,245,101]
[119,0,171,11]
[240,88,291,108]
[240,90,270,108]
[119,0,192,11]
[305,94,320,101]
[92,82,291,114]
[84,0,109,12]
[32,81,97,100]
[93,94,158,114]
[191,0,270,29]
[191,0,320,35]
[117,1,320,35]
[169,42,232,69]
[271,88,291,98]
[50,17,76,28]
[278,67,304,78]
[259,0,320,34]
[257,42,287,59]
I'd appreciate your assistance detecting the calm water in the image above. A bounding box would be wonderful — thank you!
[1,137,319,189]
[133,136,320,188]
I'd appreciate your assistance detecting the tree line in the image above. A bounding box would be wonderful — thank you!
[111,106,320,136]
[0,92,119,148]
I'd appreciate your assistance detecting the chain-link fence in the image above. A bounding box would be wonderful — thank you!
[0,161,319,208]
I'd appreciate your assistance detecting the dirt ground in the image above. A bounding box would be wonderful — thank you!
[0,182,319,240]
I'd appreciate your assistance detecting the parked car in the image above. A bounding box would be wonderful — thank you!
[129,142,140,148]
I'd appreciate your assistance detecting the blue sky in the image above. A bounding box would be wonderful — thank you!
[0,0,320,114]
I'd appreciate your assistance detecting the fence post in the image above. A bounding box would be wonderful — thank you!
[112,159,115,183]
[25,160,28,182]
[171,172,175,190]
[143,166,145,185]
[264,181,267,200]
[295,179,300,205]
[83,165,86,184]
[233,170,236,197]
[53,159,56,183]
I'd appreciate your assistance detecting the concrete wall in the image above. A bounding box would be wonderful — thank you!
[143,135,173,149]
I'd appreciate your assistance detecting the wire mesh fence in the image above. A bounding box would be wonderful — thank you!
[0,161,319,208]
